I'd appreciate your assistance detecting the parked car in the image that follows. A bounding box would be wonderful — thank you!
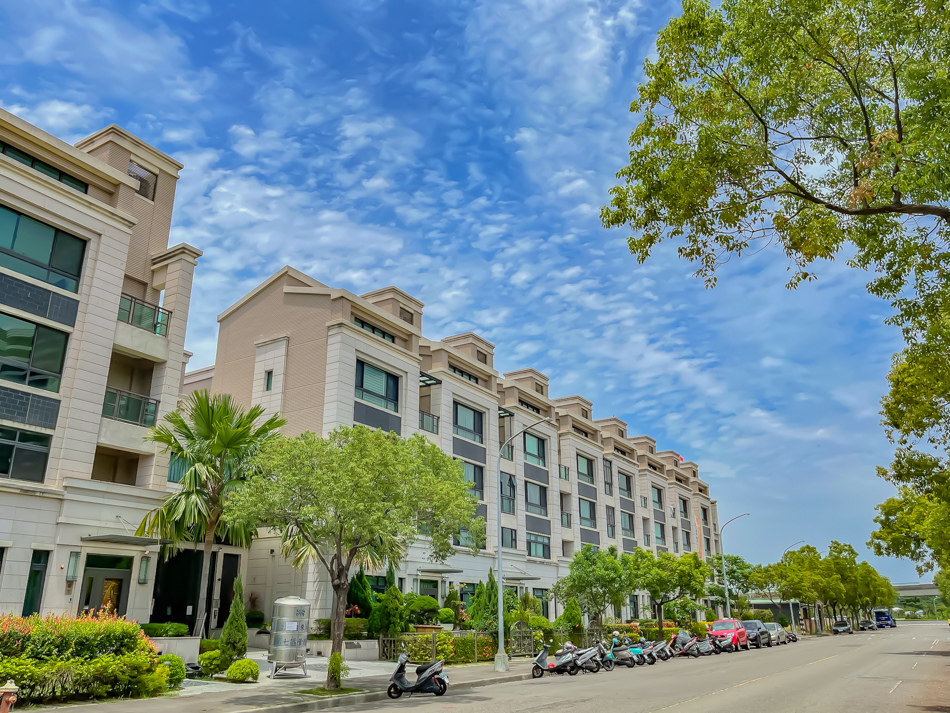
[832,619,853,634]
[858,619,876,631]
[763,622,787,645]
[741,620,773,648]
[709,619,750,650]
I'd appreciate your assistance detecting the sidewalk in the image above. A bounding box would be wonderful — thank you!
[47,657,535,712]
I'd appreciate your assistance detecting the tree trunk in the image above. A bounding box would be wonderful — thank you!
[195,527,215,637]
[325,581,348,691]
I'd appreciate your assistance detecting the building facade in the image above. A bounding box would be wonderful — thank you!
[187,266,723,621]
[0,108,233,625]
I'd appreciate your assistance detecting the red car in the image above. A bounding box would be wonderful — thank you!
[709,619,750,650]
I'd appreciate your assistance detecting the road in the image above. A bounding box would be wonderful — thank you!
[349,621,949,712]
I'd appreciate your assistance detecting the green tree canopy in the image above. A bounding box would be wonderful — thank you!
[224,425,483,689]
[137,390,285,635]
[551,545,633,625]
[627,550,711,622]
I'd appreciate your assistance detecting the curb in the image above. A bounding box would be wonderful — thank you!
[231,671,533,712]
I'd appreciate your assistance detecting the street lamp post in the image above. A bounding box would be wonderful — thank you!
[495,415,551,673]
[719,513,750,618]
[782,540,805,635]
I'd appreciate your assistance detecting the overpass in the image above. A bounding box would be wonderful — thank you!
[894,582,940,598]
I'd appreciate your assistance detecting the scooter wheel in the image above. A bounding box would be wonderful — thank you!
[434,679,447,696]
[591,661,601,673]
[568,665,579,676]
[690,649,700,658]
[387,684,403,700]
[532,665,544,679]
[603,659,615,672]
[646,656,656,665]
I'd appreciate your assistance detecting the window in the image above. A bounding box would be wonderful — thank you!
[640,495,648,508]
[355,360,399,412]
[654,523,666,546]
[167,453,188,483]
[534,383,544,395]
[399,307,414,324]
[533,588,549,618]
[524,433,545,467]
[354,317,395,343]
[648,446,654,454]
[0,204,86,292]
[365,575,389,596]
[0,313,69,392]
[461,461,484,500]
[581,408,589,419]
[606,506,616,538]
[679,497,689,519]
[459,583,476,605]
[453,401,483,443]
[644,531,651,546]
[559,464,570,480]
[519,399,541,414]
[0,426,51,483]
[525,481,547,516]
[576,454,594,484]
[579,499,597,528]
[701,507,709,527]
[603,459,613,495]
[0,141,88,192]
[573,426,589,438]
[648,462,658,471]
[500,473,516,514]
[264,370,273,391]
[704,537,712,557]
[449,364,478,384]
[615,446,627,456]
[682,531,692,552]
[621,511,636,538]
[526,532,550,559]
[651,486,663,511]
[619,473,633,499]
[502,527,517,549]
[453,529,477,548]
[628,594,639,619]
[22,550,49,616]
[128,161,157,200]
[476,350,487,364]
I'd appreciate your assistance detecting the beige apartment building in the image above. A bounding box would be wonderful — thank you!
[187,266,722,621]
[0,108,244,628]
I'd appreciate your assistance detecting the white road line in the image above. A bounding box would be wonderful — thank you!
[912,661,918,669]
[889,681,903,694]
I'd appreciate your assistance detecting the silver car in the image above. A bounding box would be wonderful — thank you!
[763,622,787,645]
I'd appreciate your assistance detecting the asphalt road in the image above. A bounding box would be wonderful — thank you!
[351,621,950,712]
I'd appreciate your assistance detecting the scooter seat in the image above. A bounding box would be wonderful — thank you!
[415,663,433,675]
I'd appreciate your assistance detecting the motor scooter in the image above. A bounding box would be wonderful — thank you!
[696,636,717,656]
[574,644,602,673]
[596,641,616,671]
[387,653,448,699]
[532,640,579,677]
[609,634,636,668]
[669,629,700,658]
[711,635,734,653]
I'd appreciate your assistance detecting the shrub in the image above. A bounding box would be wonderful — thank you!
[327,652,350,688]
[740,612,754,621]
[199,639,220,654]
[705,608,717,621]
[0,611,146,661]
[405,595,441,625]
[346,569,375,621]
[219,575,247,663]
[751,609,774,623]
[438,608,455,624]
[158,654,186,687]
[141,622,190,638]
[245,610,266,628]
[554,598,584,635]
[225,658,259,682]
[689,622,708,638]
[198,650,226,676]
[778,615,790,628]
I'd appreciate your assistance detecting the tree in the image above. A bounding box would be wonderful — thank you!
[137,391,285,635]
[627,550,711,623]
[550,545,633,625]
[368,585,406,637]
[707,554,755,609]
[509,591,542,624]
[346,568,375,620]
[935,569,950,605]
[224,425,483,690]
[219,574,247,663]
[554,598,584,636]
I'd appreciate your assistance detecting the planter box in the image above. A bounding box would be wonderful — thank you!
[149,636,200,664]
[413,625,442,634]
[305,639,380,661]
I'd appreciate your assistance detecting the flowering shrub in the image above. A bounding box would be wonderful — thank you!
[0,611,148,660]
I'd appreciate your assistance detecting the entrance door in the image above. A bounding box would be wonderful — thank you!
[78,554,133,616]
[419,579,439,599]
[216,553,240,628]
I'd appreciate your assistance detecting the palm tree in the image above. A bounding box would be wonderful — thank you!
[136,390,286,635]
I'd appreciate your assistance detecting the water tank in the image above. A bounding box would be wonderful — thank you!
[267,596,311,678]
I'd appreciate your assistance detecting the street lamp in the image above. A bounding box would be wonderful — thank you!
[782,540,804,635]
[495,415,552,672]
[719,513,750,618]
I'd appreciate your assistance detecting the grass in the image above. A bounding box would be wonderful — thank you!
[297,687,364,697]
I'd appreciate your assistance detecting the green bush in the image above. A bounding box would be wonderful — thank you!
[438,608,455,624]
[219,575,247,662]
[740,612,754,621]
[751,609,774,623]
[141,622,190,638]
[405,595,441,625]
[246,610,266,628]
[554,598,584,635]
[327,652,350,688]
[705,608,717,621]
[199,638,220,654]
[778,615,790,628]
[225,658,260,682]
[198,650,226,676]
[689,622,708,638]
[158,654,186,687]
[0,611,146,661]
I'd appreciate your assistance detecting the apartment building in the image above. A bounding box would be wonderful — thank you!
[188,266,722,621]
[0,108,228,624]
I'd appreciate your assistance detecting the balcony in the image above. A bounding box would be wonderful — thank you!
[500,443,513,461]
[118,294,170,337]
[419,410,439,434]
[559,465,570,480]
[102,387,159,427]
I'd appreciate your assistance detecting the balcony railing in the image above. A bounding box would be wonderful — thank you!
[561,512,571,528]
[102,387,159,427]
[501,443,513,460]
[118,294,171,337]
[419,410,439,434]
[559,465,570,480]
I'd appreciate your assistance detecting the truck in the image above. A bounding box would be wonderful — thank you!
[872,607,896,628]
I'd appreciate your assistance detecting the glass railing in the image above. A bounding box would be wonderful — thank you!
[117,294,171,337]
[501,443,513,460]
[419,411,439,434]
[561,512,571,528]
[559,465,570,480]
[102,387,159,427]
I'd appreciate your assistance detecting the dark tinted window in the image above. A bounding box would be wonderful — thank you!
[0,204,85,291]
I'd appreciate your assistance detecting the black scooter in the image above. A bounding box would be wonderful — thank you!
[387,653,448,699]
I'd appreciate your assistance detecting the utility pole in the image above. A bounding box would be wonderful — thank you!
[719,513,750,617]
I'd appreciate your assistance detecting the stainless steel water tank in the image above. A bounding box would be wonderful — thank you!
[267,596,311,678]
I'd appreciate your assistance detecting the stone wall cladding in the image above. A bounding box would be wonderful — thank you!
[0,385,59,429]
[0,272,79,327]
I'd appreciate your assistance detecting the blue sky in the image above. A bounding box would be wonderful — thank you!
[0,0,922,581]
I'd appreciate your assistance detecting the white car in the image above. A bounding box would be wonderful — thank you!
[763,622,787,645]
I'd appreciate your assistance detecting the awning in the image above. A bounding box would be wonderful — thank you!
[419,372,442,387]
[503,573,541,582]
[417,566,465,574]
[81,534,172,546]
[499,407,515,418]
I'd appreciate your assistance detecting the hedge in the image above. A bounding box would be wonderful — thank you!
[0,612,147,660]
[141,622,189,638]
[309,618,368,639]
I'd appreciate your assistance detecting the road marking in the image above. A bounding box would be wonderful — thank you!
[913,661,918,669]
[889,681,902,694]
